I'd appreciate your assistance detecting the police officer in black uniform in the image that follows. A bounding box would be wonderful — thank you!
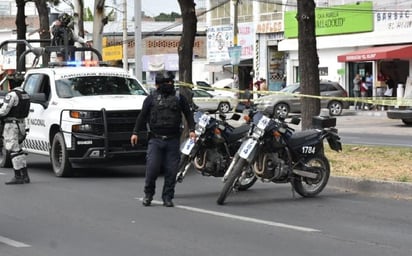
[0,78,30,185]
[131,72,196,207]
[51,13,89,60]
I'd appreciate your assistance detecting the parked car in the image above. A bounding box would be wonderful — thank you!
[209,78,239,99]
[191,88,237,113]
[195,81,214,91]
[211,78,235,89]
[254,81,349,117]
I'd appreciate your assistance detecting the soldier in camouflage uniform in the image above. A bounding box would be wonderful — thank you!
[0,80,30,185]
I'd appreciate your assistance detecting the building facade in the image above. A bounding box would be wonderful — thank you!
[205,0,412,99]
[279,0,412,98]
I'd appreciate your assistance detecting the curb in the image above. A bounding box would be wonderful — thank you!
[343,109,388,117]
[329,176,412,199]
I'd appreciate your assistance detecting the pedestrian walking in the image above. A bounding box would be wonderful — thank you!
[130,72,196,207]
[0,76,31,185]
[352,74,362,110]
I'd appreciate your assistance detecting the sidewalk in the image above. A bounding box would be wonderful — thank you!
[329,176,412,199]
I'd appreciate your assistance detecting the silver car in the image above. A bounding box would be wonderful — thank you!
[255,81,349,117]
[192,88,237,113]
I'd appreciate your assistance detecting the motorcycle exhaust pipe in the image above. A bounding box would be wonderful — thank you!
[292,169,318,179]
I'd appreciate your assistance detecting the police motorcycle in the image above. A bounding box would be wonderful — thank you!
[216,105,342,205]
[177,110,257,190]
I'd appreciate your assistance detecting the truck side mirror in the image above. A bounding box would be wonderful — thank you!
[30,93,48,109]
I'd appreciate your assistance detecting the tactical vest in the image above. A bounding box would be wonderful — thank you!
[52,26,74,46]
[149,92,181,131]
[7,89,30,118]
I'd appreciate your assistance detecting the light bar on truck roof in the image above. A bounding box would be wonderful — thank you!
[48,60,109,68]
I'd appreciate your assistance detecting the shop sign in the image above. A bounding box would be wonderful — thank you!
[284,1,373,38]
[207,23,254,63]
[346,53,377,61]
[102,45,122,61]
[375,10,412,31]
[256,20,283,34]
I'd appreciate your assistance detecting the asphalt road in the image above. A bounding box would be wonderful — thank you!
[331,110,412,147]
[1,159,412,256]
[0,110,411,256]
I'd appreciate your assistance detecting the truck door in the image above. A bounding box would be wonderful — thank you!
[23,73,51,154]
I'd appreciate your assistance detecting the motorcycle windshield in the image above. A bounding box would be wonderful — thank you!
[194,111,205,123]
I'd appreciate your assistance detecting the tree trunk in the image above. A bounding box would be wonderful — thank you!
[177,0,196,106]
[15,0,26,71]
[177,0,197,141]
[74,0,85,39]
[297,0,320,130]
[93,0,106,53]
[34,0,51,64]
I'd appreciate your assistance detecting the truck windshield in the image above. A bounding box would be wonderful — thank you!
[55,76,148,98]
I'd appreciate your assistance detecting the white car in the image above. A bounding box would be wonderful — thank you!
[195,79,239,100]
[192,88,237,113]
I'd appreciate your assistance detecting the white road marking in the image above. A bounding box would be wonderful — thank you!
[0,235,31,247]
[0,172,6,175]
[136,198,320,233]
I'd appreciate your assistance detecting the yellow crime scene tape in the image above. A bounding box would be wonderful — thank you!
[168,81,412,107]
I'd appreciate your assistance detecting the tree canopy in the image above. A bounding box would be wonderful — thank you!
[154,12,182,22]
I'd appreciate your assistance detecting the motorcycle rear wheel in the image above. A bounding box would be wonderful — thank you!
[217,158,247,205]
[292,155,330,197]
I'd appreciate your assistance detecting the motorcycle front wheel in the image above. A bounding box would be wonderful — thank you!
[292,155,330,197]
[236,166,257,191]
[217,158,247,205]
[176,155,191,183]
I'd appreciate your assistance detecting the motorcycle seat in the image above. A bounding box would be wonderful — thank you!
[288,129,320,148]
[226,124,249,143]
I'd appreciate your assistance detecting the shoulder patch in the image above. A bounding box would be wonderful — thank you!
[4,94,11,103]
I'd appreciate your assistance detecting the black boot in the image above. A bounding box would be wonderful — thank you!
[142,194,153,207]
[21,168,30,184]
[5,169,24,185]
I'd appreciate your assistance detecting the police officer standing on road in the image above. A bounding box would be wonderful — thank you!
[130,72,196,207]
[0,77,30,185]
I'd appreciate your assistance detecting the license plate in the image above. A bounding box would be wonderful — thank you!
[238,138,257,159]
[198,114,211,128]
[257,115,270,130]
[181,138,195,155]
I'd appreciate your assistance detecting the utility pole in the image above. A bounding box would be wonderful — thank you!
[228,0,241,89]
[233,0,239,49]
[134,0,142,81]
[122,0,128,70]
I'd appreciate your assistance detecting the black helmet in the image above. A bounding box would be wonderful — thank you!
[58,13,72,26]
[155,71,175,85]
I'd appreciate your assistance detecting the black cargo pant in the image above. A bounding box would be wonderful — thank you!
[144,137,180,201]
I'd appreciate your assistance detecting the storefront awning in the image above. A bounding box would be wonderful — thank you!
[337,44,412,62]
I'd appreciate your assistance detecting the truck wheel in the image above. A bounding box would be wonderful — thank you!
[402,119,412,126]
[50,132,72,177]
[0,147,12,168]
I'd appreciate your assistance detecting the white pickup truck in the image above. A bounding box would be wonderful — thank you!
[0,41,148,177]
